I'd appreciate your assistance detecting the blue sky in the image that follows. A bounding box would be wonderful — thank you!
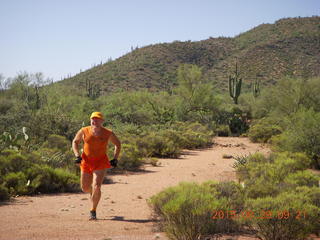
[0,0,319,81]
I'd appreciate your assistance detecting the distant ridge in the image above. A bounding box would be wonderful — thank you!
[60,16,320,94]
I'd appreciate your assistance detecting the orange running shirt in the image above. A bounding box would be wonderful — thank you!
[82,126,112,158]
[80,126,112,173]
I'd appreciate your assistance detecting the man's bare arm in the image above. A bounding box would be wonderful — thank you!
[109,132,121,159]
[72,129,84,157]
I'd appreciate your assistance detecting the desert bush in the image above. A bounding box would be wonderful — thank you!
[283,170,320,189]
[0,149,80,200]
[171,122,213,149]
[130,127,182,158]
[233,153,269,183]
[295,186,320,235]
[271,108,320,168]
[25,164,79,193]
[36,146,74,171]
[42,134,71,151]
[149,181,244,240]
[215,124,231,136]
[295,186,320,208]
[0,184,10,201]
[241,190,320,240]
[228,108,250,136]
[272,151,312,173]
[0,97,13,115]
[126,122,213,160]
[5,152,33,172]
[3,172,28,195]
[149,182,220,240]
[101,91,159,125]
[248,118,282,143]
[137,133,181,158]
[117,143,144,171]
[50,168,80,192]
[250,77,320,119]
[234,152,312,198]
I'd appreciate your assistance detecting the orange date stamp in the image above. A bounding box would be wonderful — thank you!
[211,210,307,220]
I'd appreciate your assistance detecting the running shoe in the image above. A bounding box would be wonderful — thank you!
[89,210,97,220]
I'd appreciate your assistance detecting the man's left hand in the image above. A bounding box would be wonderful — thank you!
[110,159,118,167]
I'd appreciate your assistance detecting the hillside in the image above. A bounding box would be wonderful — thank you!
[60,16,320,94]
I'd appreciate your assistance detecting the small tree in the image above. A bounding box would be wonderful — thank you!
[175,64,219,123]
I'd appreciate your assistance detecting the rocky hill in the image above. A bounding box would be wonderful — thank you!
[59,16,320,94]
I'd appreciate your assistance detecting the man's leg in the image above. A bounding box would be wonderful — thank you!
[81,171,93,194]
[91,169,106,211]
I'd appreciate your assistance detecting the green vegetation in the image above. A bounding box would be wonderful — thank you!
[0,67,219,199]
[150,152,320,240]
[146,73,320,239]
[149,181,244,240]
[247,77,320,168]
[0,150,79,199]
[241,191,320,240]
[232,152,320,239]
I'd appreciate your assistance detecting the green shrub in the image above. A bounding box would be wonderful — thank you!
[5,152,33,173]
[0,184,10,201]
[135,131,181,158]
[100,91,157,125]
[171,122,213,149]
[284,170,320,189]
[228,114,249,136]
[149,181,244,240]
[4,172,28,195]
[206,181,245,232]
[272,108,320,168]
[51,168,79,192]
[42,134,71,151]
[295,186,320,208]
[118,143,144,171]
[240,191,320,240]
[36,147,74,170]
[234,152,312,198]
[249,78,320,119]
[25,164,79,193]
[233,153,270,183]
[248,118,282,143]
[0,155,10,181]
[273,151,312,172]
[215,125,231,136]
[149,182,219,240]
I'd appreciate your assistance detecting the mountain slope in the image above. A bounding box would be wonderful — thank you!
[60,16,320,94]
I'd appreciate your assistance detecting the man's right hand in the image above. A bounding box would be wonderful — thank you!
[74,156,82,164]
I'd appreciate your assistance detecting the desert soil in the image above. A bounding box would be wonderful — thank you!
[0,137,317,240]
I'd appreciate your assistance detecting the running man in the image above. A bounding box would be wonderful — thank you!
[72,112,121,220]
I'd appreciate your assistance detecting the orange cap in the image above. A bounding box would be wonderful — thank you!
[90,112,104,120]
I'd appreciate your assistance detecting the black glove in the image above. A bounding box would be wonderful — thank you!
[110,158,118,167]
[74,156,82,164]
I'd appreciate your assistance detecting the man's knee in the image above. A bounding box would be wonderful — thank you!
[81,184,92,193]
[92,182,102,192]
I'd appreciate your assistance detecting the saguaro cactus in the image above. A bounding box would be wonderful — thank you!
[252,78,261,98]
[86,78,101,99]
[229,62,242,104]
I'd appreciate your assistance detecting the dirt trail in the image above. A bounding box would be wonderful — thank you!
[0,137,271,240]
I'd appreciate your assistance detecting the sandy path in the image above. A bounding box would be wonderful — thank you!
[0,137,271,240]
